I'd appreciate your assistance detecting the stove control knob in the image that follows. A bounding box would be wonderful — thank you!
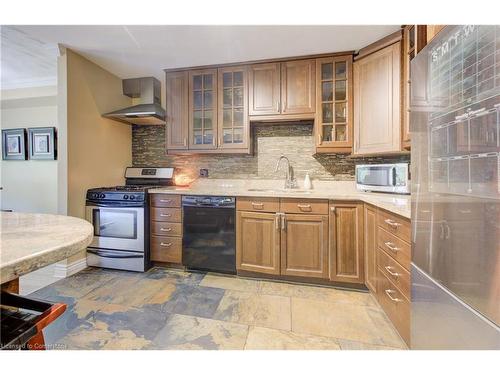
[99,193,105,199]
[129,195,135,200]
[124,195,129,200]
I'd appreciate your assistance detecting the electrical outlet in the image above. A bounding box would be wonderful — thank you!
[199,169,209,178]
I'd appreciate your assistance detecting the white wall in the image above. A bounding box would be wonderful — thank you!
[0,86,58,213]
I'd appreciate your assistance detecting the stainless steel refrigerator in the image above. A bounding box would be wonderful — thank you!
[411,25,500,349]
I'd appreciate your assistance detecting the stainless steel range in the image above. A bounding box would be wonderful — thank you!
[85,167,175,272]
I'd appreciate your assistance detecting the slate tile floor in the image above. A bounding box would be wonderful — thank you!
[28,267,406,350]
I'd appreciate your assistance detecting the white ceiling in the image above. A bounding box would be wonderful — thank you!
[0,26,59,89]
[1,25,400,89]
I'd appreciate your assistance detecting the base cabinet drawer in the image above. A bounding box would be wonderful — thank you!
[237,197,280,213]
[151,236,182,263]
[151,221,182,237]
[377,227,411,270]
[280,198,329,214]
[377,268,410,346]
[377,247,410,298]
[151,207,182,222]
[150,194,181,208]
[377,209,411,242]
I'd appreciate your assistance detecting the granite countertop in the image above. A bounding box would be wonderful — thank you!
[0,212,94,284]
[150,179,411,219]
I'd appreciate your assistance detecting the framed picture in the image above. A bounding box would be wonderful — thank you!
[28,127,57,160]
[2,128,27,160]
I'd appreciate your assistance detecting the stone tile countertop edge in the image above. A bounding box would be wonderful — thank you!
[0,212,94,284]
[149,179,411,219]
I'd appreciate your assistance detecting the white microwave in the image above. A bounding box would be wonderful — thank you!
[355,163,410,194]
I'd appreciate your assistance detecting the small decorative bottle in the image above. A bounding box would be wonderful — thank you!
[304,173,312,190]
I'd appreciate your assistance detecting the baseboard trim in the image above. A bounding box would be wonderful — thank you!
[54,257,87,279]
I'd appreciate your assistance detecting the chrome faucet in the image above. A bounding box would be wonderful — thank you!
[274,155,298,189]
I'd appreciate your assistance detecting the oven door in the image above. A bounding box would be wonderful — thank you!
[85,205,144,252]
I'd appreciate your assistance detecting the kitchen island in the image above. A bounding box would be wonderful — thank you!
[0,212,93,290]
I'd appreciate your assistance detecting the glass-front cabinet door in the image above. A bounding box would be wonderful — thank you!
[189,69,218,149]
[315,55,353,153]
[217,66,249,150]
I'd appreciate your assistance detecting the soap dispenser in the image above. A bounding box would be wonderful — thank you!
[304,173,312,190]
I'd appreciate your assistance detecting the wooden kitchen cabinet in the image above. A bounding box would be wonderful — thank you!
[280,59,315,115]
[249,59,316,120]
[150,194,182,265]
[236,211,281,275]
[315,55,353,153]
[329,201,364,284]
[281,213,329,279]
[353,42,402,155]
[426,25,445,43]
[248,63,281,116]
[166,71,189,150]
[364,204,377,292]
[217,65,250,150]
[188,69,218,149]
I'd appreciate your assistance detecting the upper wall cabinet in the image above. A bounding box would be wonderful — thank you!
[188,69,218,150]
[249,59,316,120]
[280,59,316,115]
[353,42,402,155]
[217,66,250,150]
[315,55,353,153]
[248,63,281,116]
[166,71,189,150]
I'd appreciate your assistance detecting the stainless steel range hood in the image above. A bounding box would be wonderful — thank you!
[102,77,165,125]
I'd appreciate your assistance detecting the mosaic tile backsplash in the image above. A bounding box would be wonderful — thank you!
[132,122,410,182]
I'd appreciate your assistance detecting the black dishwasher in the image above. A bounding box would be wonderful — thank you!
[182,196,236,274]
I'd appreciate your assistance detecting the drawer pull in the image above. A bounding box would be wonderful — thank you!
[160,213,171,217]
[160,227,172,232]
[160,199,172,203]
[251,202,264,207]
[384,218,401,228]
[385,289,402,303]
[160,242,172,247]
[385,266,400,278]
[384,242,400,252]
[297,204,311,209]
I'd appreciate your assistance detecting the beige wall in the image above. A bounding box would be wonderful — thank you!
[0,86,59,213]
[63,48,132,219]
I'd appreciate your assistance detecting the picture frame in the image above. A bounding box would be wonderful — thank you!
[28,127,57,160]
[1,128,27,160]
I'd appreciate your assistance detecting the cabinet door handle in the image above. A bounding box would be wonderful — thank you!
[160,227,172,232]
[384,218,401,228]
[297,204,311,211]
[281,214,286,231]
[384,242,400,252]
[160,242,172,247]
[160,199,172,203]
[317,133,321,145]
[330,206,335,212]
[183,137,187,147]
[276,101,280,113]
[385,289,402,303]
[160,213,171,217]
[385,266,399,278]
[251,202,264,208]
[275,214,280,230]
